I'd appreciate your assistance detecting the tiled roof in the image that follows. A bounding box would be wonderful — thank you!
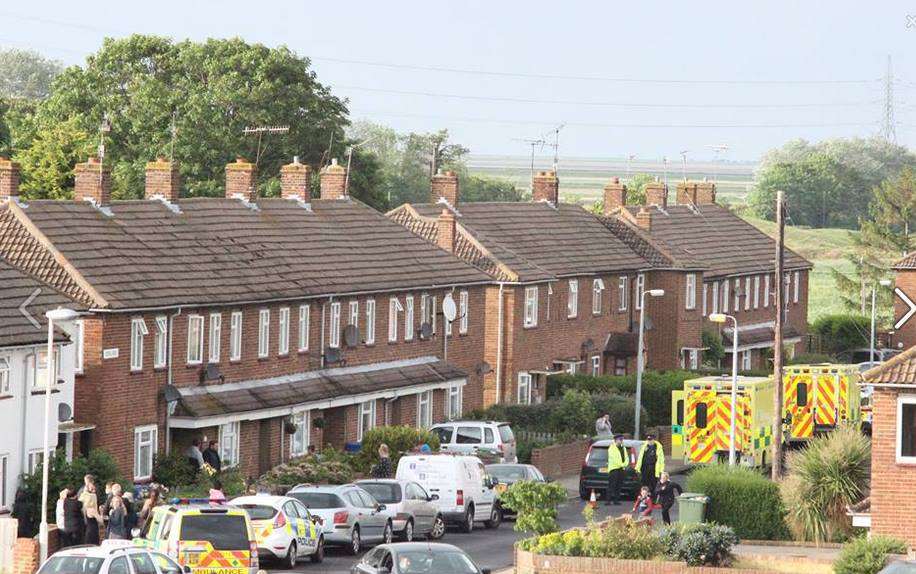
[622,204,811,279]
[2,198,493,310]
[894,252,916,270]
[598,216,705,270]
[862,345,916,385]
[390,202,651,282]
[0,256,82,348]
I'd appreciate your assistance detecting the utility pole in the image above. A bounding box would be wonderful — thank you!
[882,55,897,143]
[772,190,786,479]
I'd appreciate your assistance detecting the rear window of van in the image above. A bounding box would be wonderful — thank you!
[180,514,249,550]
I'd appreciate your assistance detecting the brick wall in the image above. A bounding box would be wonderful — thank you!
[530,438,590,478]
[516,547,784,574]
[871,387,916,547]
[13,538,39,574]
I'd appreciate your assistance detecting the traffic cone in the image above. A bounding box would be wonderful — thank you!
[589,489,597,509]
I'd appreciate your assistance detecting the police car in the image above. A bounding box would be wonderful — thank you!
[230,495,324,568]
[39,544,188,574]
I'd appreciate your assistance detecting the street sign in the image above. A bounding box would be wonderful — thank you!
[895,287,916,330]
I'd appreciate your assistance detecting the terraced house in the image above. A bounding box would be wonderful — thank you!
[0,156,493,482]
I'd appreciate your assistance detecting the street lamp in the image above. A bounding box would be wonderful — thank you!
[634,288,665,440]
[709,312,739,466]
[40,307,80,563]
[871,279,893,365]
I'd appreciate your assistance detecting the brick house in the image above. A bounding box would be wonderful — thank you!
[0,156,493,482]
[389,170,705,405]
[892,254,916,351]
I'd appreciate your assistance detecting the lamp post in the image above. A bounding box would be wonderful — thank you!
[40,307,79,563]
[709,312,739,465]
[871,279,893,365]
[634,288,665,440]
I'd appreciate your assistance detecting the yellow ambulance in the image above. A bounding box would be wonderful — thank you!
[781,364,859,442]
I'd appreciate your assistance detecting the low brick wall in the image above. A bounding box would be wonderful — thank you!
[530,439,591,478]
[516,547,783,574]
[13,538,39,574]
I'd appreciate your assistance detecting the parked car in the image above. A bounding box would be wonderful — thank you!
[484,463,547,518]
[229,494,324,568]
[286,484,393,555]
[577,439,642,501]
[351,543,491,574]
[356,479,446,541]
[396,454,501,533]
[39,543,186,574]
[430,421,517,463]
[879,561,916,574]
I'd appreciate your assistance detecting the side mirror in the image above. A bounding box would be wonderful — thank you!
[376,503,386,512]
[428,494,439,501]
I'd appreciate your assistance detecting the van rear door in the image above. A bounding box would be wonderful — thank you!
[397,456,459,510]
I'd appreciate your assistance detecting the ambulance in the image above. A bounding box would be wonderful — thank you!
[781,364,860,442]
[672,375,775,467]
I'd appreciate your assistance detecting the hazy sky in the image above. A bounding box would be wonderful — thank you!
[2,1,915,161]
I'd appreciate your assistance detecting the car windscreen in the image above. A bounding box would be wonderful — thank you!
[487,466,527,481]
[395,550,479,574]
[38,556,104,574]
[585,446,608,467]
[289,492,343,509]
[236,504,277,520]
[498,425,514,443]
[179,514,249,550]
[359,483,401,504]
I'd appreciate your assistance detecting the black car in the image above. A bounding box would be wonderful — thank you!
[351,543,490,574]
[577,439,643,501]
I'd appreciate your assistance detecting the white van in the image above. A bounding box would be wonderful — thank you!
[395,454,502,533]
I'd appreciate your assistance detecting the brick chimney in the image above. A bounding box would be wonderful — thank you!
[676,181,698,205]
[532,170,559,204]
[0,157,20,201]
[145,157,180,202]
[636,206,652,231]
[644,179,667,208]
[280,156,311,201]
[696,178,716,204]
[437,208,456,253]
[319,158,347,200]
[74,157,111,206]
[603,177,627,215]
[226,157,257,201]
[431,169,459,206]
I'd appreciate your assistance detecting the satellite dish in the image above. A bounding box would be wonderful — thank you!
[325,347,342,364]
[57,403,72,423]
[344,324,359,347]
[475,361,493,376]
[442,294,458,323]
[419,322,433,339]
[644,317,655,331]
[163,384,182,404]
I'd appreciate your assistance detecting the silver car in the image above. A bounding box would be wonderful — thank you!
[357,479,446,541]
[287,484,393,555]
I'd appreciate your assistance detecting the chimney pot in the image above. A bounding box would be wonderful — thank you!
[532,170,559,205]
[436,208,457,253]
[696,180,717,204]
[676,181,698,206]
[74,157,112,206]
[644,180,667,208]
[319,158,347,200]
[281,158,312,201]
[430,169,459,206]
[602,178,627,216]
[636,206,652,231]
[225,157,257,201]
[612,176,620,184]
[145,158,181,202]
[0,157,21,201]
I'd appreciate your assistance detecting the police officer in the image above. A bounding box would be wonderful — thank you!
[636,433,666,494]
[605,434,628,506]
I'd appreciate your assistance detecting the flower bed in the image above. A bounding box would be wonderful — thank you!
[516,546,785,574]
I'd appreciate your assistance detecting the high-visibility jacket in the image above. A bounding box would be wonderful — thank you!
[606,443,629,472]
[636,440,665,478]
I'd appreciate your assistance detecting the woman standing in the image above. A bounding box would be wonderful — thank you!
[371,444,392,478]
[107,496,128,540]
[79,482,101,545]
[138,488,161,530]
[62,489,84,547]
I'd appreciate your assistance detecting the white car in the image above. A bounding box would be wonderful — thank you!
[230,494,324,568]
[38,544,187,574]
[430,421,518,463]
[396,454,502,533]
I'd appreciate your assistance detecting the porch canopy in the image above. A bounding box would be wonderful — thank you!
[722,324,801,352]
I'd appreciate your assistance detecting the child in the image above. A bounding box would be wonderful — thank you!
[209,479,227,504]
[632,485,653,519]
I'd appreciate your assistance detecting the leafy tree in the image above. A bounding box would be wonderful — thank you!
[0,48,62,100]
[591,172,654,213]
[15,116,95,199]
[810,314,870,356]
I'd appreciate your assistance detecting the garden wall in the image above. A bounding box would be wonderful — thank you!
[516,547,783,574]
[530,439,590,478]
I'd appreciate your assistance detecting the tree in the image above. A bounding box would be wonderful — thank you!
[590,172,654,214]
[0,48,62,100]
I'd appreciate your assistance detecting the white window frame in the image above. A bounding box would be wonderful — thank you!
[290,410,310,457]
[0,358,9,397]
[154,316,168,368]
[298,305,310,351]
[27,450,44,475]
[417,391,432,429]
[635,274,645,310]
[133,425,157,480]
[744,277,751,311]
[685,274,696,310]
[741,350,752,371]
[358,400,376,441]
[764,274,771,308]
[278,307,290,355]
[896,395,916,463]
[517,372,532,405]
[187,315,204,365]
[130,317,148,372]
[219,421,240,468]
[348,301,359,329]
[722,280,729,313]
[702,283,708,316]
[448,385,462,419]
[591,355,601,375]
[73,320,84,374]
[431,296,438,334]
[389,298,402,342]
[230,311,243,361]
[618,276,629,311]
[784,273,791,305]
[258,309,270,358]
[754,276,761,309]
[365,299,376,344]
[405,296,415,341]
[329,302,341,349]
[524,286,539,327]
[793,271,800,303]
[459,291,469,334]
[733,278,741,311]
[592,278,604,315]
[208,313,222,363]
[0,454,7,509]
[567,279,579,318]
[711,281,719,315]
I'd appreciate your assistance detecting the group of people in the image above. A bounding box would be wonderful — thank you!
[603,431,682,525]
[185,438,222,472]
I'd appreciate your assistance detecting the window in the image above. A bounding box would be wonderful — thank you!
[635,274,645,310]
[347,301,359,329]
[277,308,289,355]
[290,410,310,457]
[591,355,601,375]
[0,454,6,508]
[0,358,8,396]
[187,315,204,364]
[764,275,771,308]
[417,391,432,428]
[219,421,240,468]
[754,276,760,309]
[27,450,44,475]
[389,298,402,342]
[230,312,243,361]
[567,279,578,318]
[298,305,310,351]
[154,316,168,368]
[592,279,604,315]
[614,357,627,376]
[365,299,376,344]
[524,286,538,327]
[459,291,469,334]
[696,403,708,429]
[702,283,708,316]
[689,349,699,370]
[209,313,222,362]
[131,317,147,371]
[793,271,800,303]
[741,350,752,371]
[618,276,629,311]
[431,297,438,334]
[73,320,84,373]
[329,302,341,348]
[134,425,157,480]
[897,396,916,462]
[448,385,462,419]
[797,382,808,407]
[722,280,729,313]
[744,277,751,310]
[685,274,696,310]
[733,278,740,311]
[405,296,415,341]
[28,349,60,389]
[456,427,483,444]
[358,401,376,441]
[517,372,532,405]
[711,282,719,315]
[110,558,129,574]
[258,309,270,358]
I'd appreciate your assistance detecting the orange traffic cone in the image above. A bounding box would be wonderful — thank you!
[589,489,597,509]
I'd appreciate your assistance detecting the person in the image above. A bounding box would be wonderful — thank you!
[123,492,139,534]
[632,485,653,519]
[77,474,95,497]
[186,439,205,471]
[605,434,629,506]
[103,483,121,521]
[595,414,613,437]
[202,440,221,472]
[79,482,100,545]
[653,472,683,525]
[62,488,84,547]
[139,487,161,529]
[371,443,393,478]
[56,489,68,545]
[636,433,665,494]
[107,495,128,540]
[413,440,431,454]
[209,479,227,503]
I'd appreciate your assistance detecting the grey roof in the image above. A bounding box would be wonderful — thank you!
[0,256,80,348]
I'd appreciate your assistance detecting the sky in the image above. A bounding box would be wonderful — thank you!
[1,1,915,162]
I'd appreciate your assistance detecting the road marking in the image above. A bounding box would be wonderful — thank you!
[895,287,916,330]
[19,287,41,329]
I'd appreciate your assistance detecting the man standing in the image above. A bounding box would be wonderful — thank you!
[186,438,205,471]
[202,440,221,472]
[605,434,628,506]
[595,413,613,437]
[636,433,665,494]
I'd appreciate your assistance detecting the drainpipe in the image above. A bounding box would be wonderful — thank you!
[165,307,182,453]
[495,283,505,404]
[320,299,328,368]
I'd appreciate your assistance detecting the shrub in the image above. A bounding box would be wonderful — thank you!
[781,425,870,542]
[811,314,870,355]
[352,426,440,473]
[702,330,725,366]
[153,451,197,489]
[172,468,247,499]
[548,390,596,436]
[833,535,907,574]
[258,452,354,490]
[660,523,739,567]
[519,521,664,560]
[686,465,790,540]
[499,480,567,535]
[516,437,548,464]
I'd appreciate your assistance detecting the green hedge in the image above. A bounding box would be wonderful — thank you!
[834,535,907,574]
[686,465,790,540]
[353,426,440,473]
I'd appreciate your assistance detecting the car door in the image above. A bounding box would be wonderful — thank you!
[282,501,307,555]
[406,482,434,531]
[352,489,385,540]
[470,461,494,520]
[293,500,318,550]
[150,552,183,574]
[109,556,131,574]
[128,552,158,574]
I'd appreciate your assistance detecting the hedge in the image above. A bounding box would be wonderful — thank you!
[352,426,440,473]
[833,535,907,574]
[686,465,790,540]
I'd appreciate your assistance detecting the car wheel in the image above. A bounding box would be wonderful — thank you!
[349,526,361,555]
[400,519,414,542]
[428,515,446,540]
[460,505,474,533]
[383,521,393,544]
[484,504,502,529]
[310,536,324,563]
[579,486,589,501]
[285,541,297,569]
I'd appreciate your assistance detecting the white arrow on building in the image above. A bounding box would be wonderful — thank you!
[895,287,916,330]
